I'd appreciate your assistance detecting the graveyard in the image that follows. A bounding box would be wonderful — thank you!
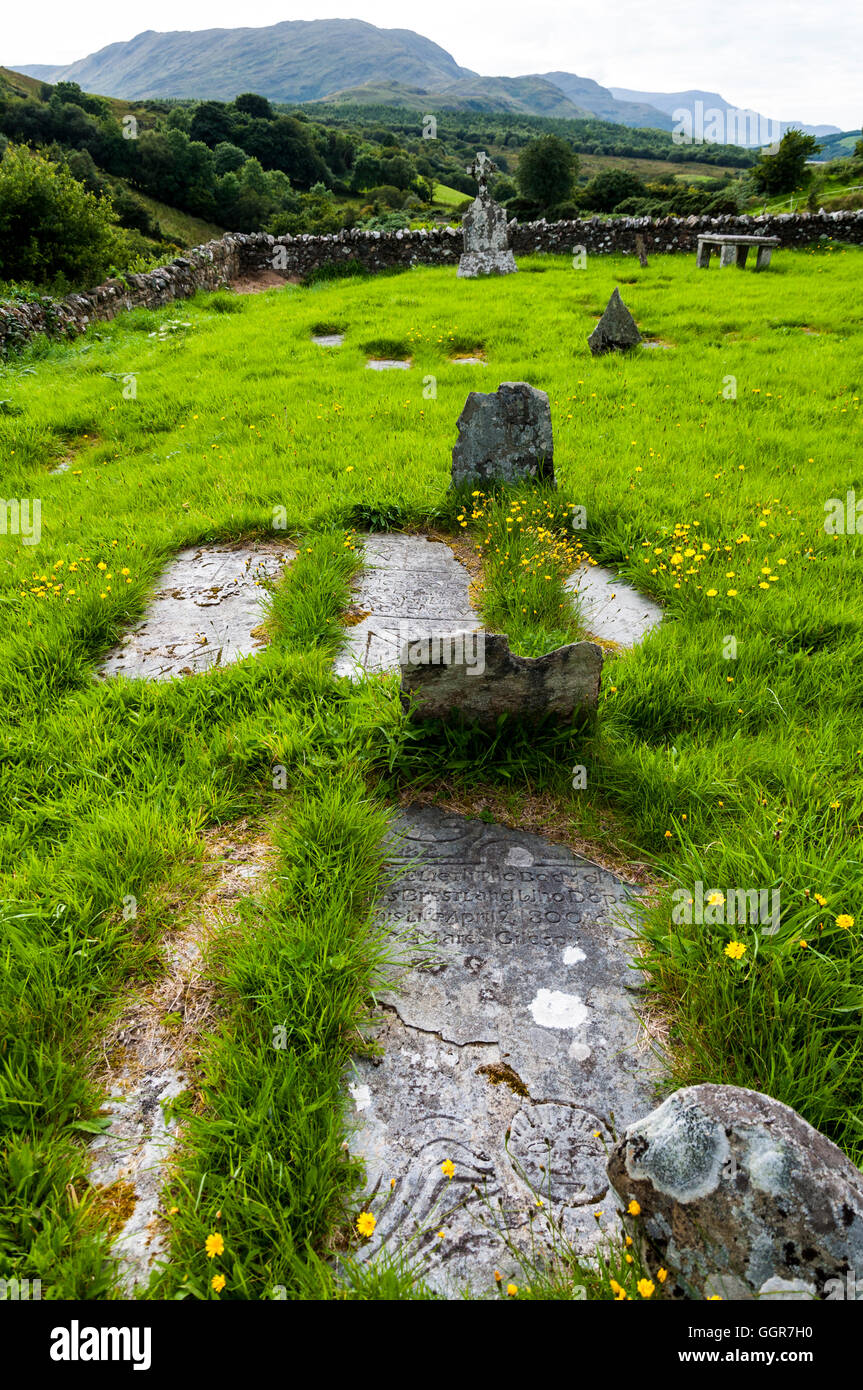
[1,222,862,1303]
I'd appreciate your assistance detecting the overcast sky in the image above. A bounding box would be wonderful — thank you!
[6,0,861,130]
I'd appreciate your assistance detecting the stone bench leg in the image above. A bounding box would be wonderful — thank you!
[719,243,737,268]
[735,245,749,268]
[755,246,773,270]
[696,242,712,268]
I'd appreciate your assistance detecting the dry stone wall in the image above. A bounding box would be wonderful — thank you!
[3,209,862,356]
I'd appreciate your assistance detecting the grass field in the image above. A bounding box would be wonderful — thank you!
[1,244,861,1299]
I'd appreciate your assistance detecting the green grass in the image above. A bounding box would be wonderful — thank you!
[1,243,862,1299]
[124,189,226,249]
[433,182,470,207]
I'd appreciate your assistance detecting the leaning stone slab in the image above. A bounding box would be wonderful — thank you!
[348,807,657,1296]
[451,382,555,489]
[400,631,601,726]
[588,287,641,356]
[607,1084,863,1300]
[334,534,480,680]
[97,543,294,681]
[565,564,662,647]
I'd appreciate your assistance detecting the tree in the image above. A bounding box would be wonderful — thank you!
[751,128,818,195]
[516,135,578,207]
[582,168,645,212]
[0,144,122,288]
[213,141,247,175]
[189,101,235,148]
[234,93,272,121]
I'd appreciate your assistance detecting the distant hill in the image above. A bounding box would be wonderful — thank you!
[18,20,475,103]
[541,73,674,131]
[325,75,594,119]
[609,87,840,142]
[15,20,839,141]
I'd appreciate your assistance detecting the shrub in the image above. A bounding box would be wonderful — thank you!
[0,144,123,290]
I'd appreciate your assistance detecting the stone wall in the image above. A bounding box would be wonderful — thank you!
[0,237,243,356]
[3,209,862,356]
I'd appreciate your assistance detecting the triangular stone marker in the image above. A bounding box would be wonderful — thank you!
[588,287,641,356]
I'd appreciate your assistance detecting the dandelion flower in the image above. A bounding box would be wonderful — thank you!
[211,1274,226,1293]
[441,1159,455,1180]
[356,1211,376,1238]
[205,1233,224,1259]
[725,941,747,960]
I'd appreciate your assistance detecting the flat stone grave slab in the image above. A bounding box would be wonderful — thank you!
[348,808,657,1296]
[312,333,344,347]
[366,358,411,371]
[452,356,487,366]
[97,543,295,681]
[334,534,480,679]
[566,563,662,648]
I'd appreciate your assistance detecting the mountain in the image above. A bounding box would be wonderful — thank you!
[540,73,674,130]
[324,75,593,119]
[609,87,840,141]
[18,20,476,103]
[15,20,839,140]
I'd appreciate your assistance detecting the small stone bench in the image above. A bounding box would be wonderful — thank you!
[696,233,779,270]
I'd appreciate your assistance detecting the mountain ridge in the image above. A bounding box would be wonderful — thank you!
[15,19,839,141]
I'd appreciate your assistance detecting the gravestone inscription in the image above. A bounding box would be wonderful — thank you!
[348,808,658,1295]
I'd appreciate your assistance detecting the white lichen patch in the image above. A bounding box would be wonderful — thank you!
[529,989,589,1031]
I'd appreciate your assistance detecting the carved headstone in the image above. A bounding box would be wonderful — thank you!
[347,807,658,1295]
[451,382,555,488]
[457,151,518,279]
[588,287,642,356]
[400,631,602,725]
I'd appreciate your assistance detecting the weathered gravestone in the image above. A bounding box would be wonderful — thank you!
[608,1084,863,1300]
[96,544,294,681]
[348,808,658,1296]
[400,631,602,726]
[333,534,480,680]
[588,287,642,356]
[457,151,518,279]
[451,382,555,488]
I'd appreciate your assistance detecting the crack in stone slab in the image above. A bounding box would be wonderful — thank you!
[96,543,295,681]
[348,807,660,1296]
[334,534,482,680]
[565,563,663,649]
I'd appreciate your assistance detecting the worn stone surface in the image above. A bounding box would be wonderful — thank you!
[348,808,656,1296]
[565,563,663,648]
[458,151,517,279]
[588,288,642,356]
[97,543,294,681]
[607,1084,863,1301]
[312,332,344,346]
[451,382,555,489]
[334,534,480,680]
[366,358,411,370]
[401,632,601,726]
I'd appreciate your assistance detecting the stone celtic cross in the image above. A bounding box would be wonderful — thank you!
[467,150,497,197]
